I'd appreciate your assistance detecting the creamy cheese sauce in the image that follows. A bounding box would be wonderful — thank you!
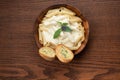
[39,7,85,50]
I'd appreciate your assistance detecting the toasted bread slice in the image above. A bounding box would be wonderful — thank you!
[56,44,74,63]
[39,47,56,61]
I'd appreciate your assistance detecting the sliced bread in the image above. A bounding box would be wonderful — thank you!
[39,47,56,61]
[56,44,74,63]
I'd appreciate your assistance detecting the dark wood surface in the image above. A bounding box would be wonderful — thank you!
[0,0,120,80]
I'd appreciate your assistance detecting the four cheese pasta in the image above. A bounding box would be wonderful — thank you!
[38,7,85,50]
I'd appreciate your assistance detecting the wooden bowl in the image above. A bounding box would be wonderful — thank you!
[34,4,89,55]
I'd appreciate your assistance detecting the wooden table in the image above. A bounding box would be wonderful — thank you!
[0,0,120,80]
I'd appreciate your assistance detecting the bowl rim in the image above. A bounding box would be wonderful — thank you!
[34,4,89,55]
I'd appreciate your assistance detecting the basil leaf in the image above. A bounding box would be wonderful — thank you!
[63,26,72,32]
[53,28,62,39]
[57,21,62,25]
[57,21,68,26]
[62,23,68,26]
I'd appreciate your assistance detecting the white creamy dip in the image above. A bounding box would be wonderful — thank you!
[38,7,85,50]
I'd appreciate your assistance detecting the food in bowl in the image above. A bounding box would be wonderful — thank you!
[38,7,85,50]
[35,4,89,63]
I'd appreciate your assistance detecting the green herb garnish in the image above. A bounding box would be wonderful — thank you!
[53,21,72,39]
[61,26,72,32]
[53,28,62,39]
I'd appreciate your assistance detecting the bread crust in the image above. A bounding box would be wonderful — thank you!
[55,44,74,63]
[39,47,56,61]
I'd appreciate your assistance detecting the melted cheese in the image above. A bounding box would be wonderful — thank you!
[39,7,85,50]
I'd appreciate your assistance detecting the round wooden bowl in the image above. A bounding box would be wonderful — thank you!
[34,4,89,55]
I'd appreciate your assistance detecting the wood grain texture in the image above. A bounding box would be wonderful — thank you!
[0,0,120,80]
